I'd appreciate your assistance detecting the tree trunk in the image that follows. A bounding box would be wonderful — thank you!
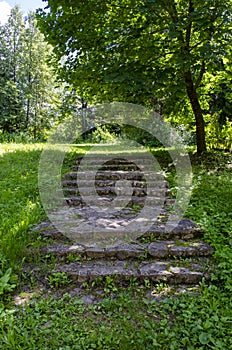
[184,70,207,155]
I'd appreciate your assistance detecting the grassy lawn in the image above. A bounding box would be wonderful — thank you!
[0,143,231,349]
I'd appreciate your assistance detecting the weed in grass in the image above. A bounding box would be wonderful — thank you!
[139,233,157,243]
[0,268,17,296]
[66,254,83,263]
[144,278,152,289]
[48,272,72,288]
[103,276,118,294]
[151,282,171,296]
[129,277,139,287]
[130,204,143,212]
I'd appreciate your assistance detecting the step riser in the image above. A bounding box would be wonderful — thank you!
[62,188,170,196]
[53,262,207,285]
[40,221,204,241]
[62,180,168,188]
[63,172,165,181]
[43,242,213,260]
[67,272,205,285]
[64,197,166,207]
[74,158,158,166]
[72,165,153,171]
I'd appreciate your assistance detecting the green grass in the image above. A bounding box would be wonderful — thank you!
[186,151,232,292]
[0,144,88,269]
[0,144,44,268]
[0,288,231,349]
[0,144,232,349]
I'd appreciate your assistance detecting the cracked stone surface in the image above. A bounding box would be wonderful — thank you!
[148,242,169,258]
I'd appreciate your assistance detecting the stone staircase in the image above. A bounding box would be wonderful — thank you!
[32,153,214,291]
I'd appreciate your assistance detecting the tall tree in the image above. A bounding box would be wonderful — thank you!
[37,0,232,154]
[22,12,62,138]
[0,6,63,138]
[0,6,25,132]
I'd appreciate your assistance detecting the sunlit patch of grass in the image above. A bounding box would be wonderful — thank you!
[0,144,45,269]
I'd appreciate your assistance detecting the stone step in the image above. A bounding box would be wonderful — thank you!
[61,187,171,197]
[63,195,166,207]
[71,163,151,171]
[36,218,204,242]
[74,156,157,166]
[42,240,213,260]
[52,259,210,285]
[62,179,168,189]
[62,171,165,181]
[28,153,214,291]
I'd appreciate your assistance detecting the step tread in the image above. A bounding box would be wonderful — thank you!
[53,259,209,284]
[42,240,213,259]
[62,179,168,188]
[61,187,170,193]
[34,217,204,242]
[71,164,150,170]
[73,157,159,165]
[63,195,166,201]
[63,170,164,177]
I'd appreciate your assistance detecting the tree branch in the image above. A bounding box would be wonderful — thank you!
[185,0,194,49]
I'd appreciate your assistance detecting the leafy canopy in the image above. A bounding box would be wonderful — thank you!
[37,0,231,102]
[37,0,232,152]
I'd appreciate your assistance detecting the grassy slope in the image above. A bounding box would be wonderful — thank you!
[0,144,231,349]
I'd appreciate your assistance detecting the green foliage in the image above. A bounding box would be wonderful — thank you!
[206,114,232,151]
[0,268,17,296]
[78,125,118,144]
[37,0,232,153]
[48,272,71,288]
[0,7,25,133]
[121,125,163,148]
[187,150,232,290]
[0,7,63,138]
[76,122,187,148]
[91,125,117,143]
[0,144,44,273]
[0,288,231,349]
[0,131,46,143]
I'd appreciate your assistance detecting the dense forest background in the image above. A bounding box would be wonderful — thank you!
[0,2,232,152]
[0,6,79,141]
